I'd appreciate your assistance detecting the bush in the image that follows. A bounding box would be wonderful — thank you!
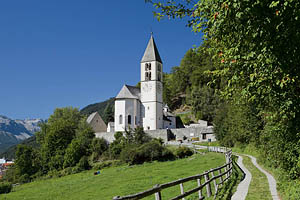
[76,156,90,170]
[120,141,175,165]
[0,182,12,194]
[19,174,31,184]
[120,145,140,165]
[46,170,59,179]
[91,138,109,161]
[175,146,194,158]
[92,160,122,170]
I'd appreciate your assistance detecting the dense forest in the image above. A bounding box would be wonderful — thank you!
[147,0,300,197]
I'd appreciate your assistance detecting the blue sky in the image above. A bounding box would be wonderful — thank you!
[0,0,202,120]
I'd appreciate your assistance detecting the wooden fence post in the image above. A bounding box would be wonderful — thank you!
[211,171,217,194]
[218,168,223,184]
[225,164,229,180]
[197,177,203,199]
[180,183,185,200]
[154,184,162,200]
[155,192,162,200]
[204,172,212,197]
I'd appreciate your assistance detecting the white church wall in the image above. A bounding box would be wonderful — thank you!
[125,99,140,130]
[135,100,141,126]
[115,99,125,132]
[156,102,163,129]
[141,81,157,102]
[156,82,163,103]
[142,102,157,130]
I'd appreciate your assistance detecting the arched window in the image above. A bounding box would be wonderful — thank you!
[145,72,148,80]
[128,115,131,124]
[119,115,123,124]
[145,63,151,71]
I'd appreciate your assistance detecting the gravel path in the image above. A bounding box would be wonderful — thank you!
[248,155,280,200]
[231,155,252,200]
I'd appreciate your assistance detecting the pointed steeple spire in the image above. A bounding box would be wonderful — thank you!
[141,34,162,63]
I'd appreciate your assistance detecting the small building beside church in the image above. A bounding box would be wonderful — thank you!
[87,112,107,133]
[113,35,176,132]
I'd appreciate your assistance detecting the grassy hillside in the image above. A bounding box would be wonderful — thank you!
[1,152,225,200]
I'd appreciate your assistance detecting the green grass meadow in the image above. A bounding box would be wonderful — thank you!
[1,152,226,200]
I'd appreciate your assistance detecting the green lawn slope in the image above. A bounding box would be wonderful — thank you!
[1,152,225,200]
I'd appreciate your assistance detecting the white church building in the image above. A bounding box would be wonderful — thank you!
[114,35,176,132]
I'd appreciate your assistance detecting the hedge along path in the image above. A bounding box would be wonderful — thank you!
[231,155,252,200]
[247,155,280,200]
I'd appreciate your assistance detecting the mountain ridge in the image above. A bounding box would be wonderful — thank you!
[0,115,42,154]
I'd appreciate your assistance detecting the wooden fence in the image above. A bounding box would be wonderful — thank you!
[113,146,233,200]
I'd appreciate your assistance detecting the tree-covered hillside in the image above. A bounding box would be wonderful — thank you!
[80,97,114,124]
[148,0,300,192]
[0,136,38,160]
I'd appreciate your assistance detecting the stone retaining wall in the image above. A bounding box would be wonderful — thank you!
[95,126,215,143]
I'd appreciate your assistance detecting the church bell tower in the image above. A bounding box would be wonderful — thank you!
[140,34,163,130]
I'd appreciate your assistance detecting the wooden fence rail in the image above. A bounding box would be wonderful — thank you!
[113,146,232,200]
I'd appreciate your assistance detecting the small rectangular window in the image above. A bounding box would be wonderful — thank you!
[119,115,123,124]
[128,115,131,124]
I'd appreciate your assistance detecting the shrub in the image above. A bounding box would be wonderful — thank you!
[120,141,175,165]
[76,156,90,170]
[175,146,194,158]
[18,174,31,184]
[161,148,176,161]
[0,182,12,194]
[92,160,122,170]
[46,170,59,179]
[120,145,140,165]
[91,138,109,161]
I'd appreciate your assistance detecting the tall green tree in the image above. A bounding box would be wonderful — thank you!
[38,107,82,171]
[149,0,300,177]
[15,145,40,181]
[63,118,95,168]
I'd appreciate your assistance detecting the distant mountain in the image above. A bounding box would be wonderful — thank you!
[0,115,43,153]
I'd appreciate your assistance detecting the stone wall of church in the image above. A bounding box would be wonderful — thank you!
[95,132,116,143]
[95,126,215,144]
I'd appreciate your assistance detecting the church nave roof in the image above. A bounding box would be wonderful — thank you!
[116,85,140,99]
